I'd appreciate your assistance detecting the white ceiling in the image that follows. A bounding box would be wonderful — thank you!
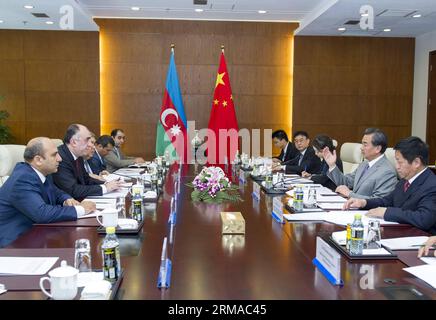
[1,0,436,38]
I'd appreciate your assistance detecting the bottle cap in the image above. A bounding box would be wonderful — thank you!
[106,226,116,234]
[354,213,362,219]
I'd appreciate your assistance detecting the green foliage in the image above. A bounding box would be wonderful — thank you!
[0,108,13,144]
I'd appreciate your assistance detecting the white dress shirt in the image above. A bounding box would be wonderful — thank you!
[31,166,85,217]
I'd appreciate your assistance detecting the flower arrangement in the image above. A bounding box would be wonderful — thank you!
[186,166,242,203]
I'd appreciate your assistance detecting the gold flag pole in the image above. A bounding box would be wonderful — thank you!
[171,43,175,53]
[221,45,225,53]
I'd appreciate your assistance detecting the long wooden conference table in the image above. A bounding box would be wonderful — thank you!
[1,164,435,300]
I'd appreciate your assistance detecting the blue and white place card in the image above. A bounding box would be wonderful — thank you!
[312,236,343,286]
[271,196,285,224]
[252,182,261,201]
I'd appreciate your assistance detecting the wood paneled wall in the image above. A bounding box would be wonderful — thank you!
[293,36,415,148]
[0,30,99,145]
[97,19,298,159]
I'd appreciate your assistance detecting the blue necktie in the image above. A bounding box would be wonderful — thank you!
[298,153,303,166]
[361,163,370,177]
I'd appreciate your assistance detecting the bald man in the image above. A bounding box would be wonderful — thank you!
[0,137,96,247]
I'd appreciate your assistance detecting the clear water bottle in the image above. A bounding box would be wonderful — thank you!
[101,227,121,283]
[293,186,304,212]
[132,190,143,222]
[350,213,364,255]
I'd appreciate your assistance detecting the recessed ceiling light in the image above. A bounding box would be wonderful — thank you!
[383,28,391,32]
[338,27,346,31]
[45,21,54,25]
[195,8,203,12]
[131,7,140,11]
[258,10,267,14]
[412,14,422,18]
[24,5,34,9]
[0,20,3,23]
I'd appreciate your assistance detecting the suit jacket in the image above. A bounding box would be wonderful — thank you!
[104,147,135,173]
[311,158,343,191]
[88,151,106,175]
[275,142,298,163]
[327,155,397,199]
[53,144,104,200]
[285,147,322,175]
[0,162,76,247]
[365,168,436,235]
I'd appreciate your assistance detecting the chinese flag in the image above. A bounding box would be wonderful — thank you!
[207,51,239,164]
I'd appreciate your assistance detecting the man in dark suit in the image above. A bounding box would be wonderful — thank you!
[272,129,298,164]
[53,124,122,201]
[273,131,322,175]
[88,135,114,175]
[0,137,96,247]
[345,137,436,234]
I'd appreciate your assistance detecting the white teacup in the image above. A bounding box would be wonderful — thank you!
[39,260,78,300]
[96,208,119,228]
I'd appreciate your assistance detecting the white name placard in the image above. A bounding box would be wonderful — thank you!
[252,182,261,201]
[313,236,343,286]
[272,196,284,224]
[239,169,246,183]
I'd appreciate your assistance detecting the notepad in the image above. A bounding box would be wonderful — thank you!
[0,257,58,275]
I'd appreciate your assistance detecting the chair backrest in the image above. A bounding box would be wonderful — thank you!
[0,144,26,178]
[384,147,396,168]
[51,138,63,147]
[340,142,363,174]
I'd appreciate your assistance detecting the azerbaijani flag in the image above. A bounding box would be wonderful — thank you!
[155,48,188,163]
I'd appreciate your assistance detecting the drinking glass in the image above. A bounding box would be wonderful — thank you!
[74,239,92,272]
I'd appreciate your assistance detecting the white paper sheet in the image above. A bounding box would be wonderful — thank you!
[87,189,129,199]
[362,248,392,255]
[420,257,436,265]
[77,272,104,287]
[317,202,346,210]
[0,257,58,275]
[316,195,347,203]
[323,211,398,226]
[403,264,436,289]
[380,236,429,250]
[283,212,326,221]
[104,174,125,182]
[78,211,102,219]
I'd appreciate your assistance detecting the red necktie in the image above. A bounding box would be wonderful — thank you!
[403,181,410,193]
[75,159,81,177]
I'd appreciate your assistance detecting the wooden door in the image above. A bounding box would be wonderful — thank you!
[427,51,436,164]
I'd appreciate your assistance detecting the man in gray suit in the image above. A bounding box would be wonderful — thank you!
[323,128,397,199]
[105,129,145,173]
